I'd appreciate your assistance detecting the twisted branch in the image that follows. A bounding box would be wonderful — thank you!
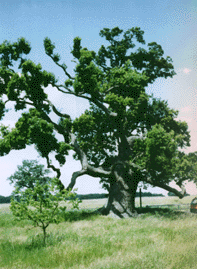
[46,156,64,191]
[145,177,186,199]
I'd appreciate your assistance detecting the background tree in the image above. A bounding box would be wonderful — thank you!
[186,152,197,184]
[8,160,51,192]
[0,27,193,218]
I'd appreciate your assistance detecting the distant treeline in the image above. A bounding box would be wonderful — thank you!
[135,192,164,197]
[76,193,108,200]
[75,192,164,200]
[168,191,190,196]
[66,192,165,200]
[0,192,165,203]
[0,195,12,203]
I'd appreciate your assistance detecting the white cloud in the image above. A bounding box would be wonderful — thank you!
[179,106,192,114]
[183,68,192,74]
[170,181,197,195]
[178,116,193,123]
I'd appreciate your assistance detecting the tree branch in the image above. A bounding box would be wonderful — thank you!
[127,135,146,146]
[42,112,63,133]
[45,156,65,191]
[46,100,71,119]
[54,85,74,94]
[90,96,117,117]
[54,85,117,117]
[105,84,130,94]
[87,165,112,178]
[70,133,89,169]
[66,165,111,190]
[145,177,186,198]
[47,54,74,80]
[66,133,111,190]
[66,169,87,190]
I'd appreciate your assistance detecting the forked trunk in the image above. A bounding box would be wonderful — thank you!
[101,164,139,218]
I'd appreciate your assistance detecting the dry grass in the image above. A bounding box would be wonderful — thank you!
[135,195,195,206]
[79,194,195,211]
[0,196,197,268]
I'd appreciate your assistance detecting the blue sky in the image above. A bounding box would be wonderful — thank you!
[0,0,197,196]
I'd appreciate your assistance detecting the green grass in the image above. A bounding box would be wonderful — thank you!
[0,198,197,269]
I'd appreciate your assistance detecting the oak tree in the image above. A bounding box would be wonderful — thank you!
[0,27,192,218]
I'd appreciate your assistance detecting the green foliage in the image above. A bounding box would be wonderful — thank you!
[44,37,56,56]
[0,38,56,114]
[173,151,197,186]
[0,109,71,161]
[145,125,178,181]
[98,27,145,68]
[0,37,31,67]
[10,178,81,246]
[0,195,11,203]
[73,105,117,165]
[73,50,103,97]
[187,152,197,184]
[71,37,82,59]
[0,26,194,200]
[7,159,51,192]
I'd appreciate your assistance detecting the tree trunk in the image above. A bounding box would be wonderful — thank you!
[43,226,47,246]
[101,164,139,218]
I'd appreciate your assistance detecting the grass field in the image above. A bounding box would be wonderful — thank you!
[0,196,197,269]
[79,194,195,210]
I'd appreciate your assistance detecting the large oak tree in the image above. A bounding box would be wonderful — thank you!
[0,27,193,218]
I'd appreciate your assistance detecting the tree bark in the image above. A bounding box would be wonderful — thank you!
[101,164,139,218]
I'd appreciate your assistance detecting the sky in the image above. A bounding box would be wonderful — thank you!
[0,0,197,196]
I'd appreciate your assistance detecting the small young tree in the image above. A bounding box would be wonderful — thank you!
[10,178,80,246]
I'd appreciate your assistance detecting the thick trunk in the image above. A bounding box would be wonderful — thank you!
[101,164,139,218]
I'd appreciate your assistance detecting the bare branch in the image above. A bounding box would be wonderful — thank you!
[127,135,146,146]
[55,85,117,117]
[105,84,130,94]
[45,156,65,191]
[66,165,111,190]
[66,169,87,190]
[145,177,186,198]
[46,100,71,119]
[90,96,117,117]
[34,106,64,135]
[70,133,89,169]
[48,54,74,80]
[66,133,111,190]
[18,99,34,106]
[54,85,74,94]
[87,165,111,178]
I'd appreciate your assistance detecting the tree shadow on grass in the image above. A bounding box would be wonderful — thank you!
[62,207,193,222]
[136,207,191,220]
[63,209,100,222]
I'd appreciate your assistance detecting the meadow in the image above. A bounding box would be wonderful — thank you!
[0,195,197,269]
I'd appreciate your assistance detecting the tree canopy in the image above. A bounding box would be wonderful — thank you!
[7,159,51,192]
[0,27,195,217]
